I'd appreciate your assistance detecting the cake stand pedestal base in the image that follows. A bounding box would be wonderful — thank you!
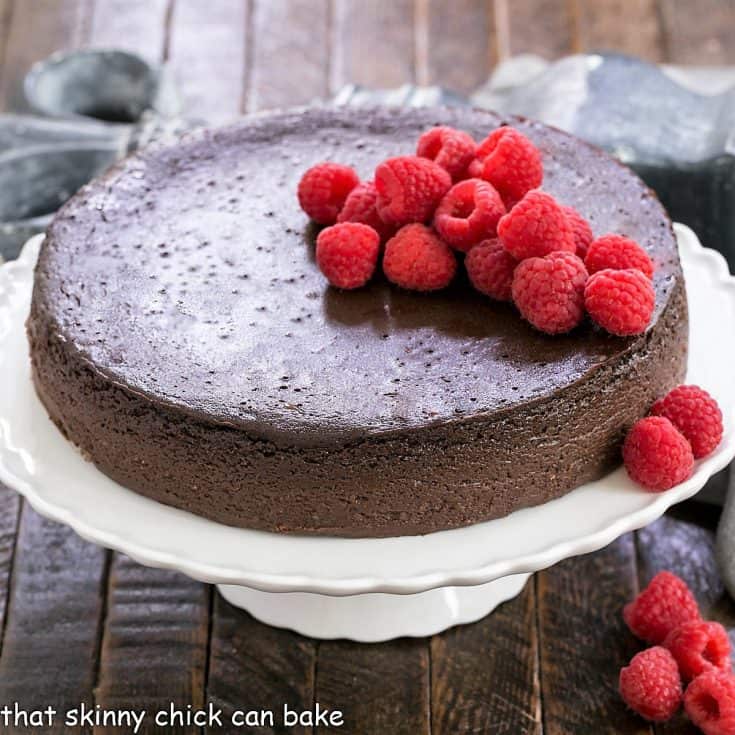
[217,573,531,641]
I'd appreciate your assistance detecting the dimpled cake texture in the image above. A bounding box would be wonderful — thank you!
[27,107,688,537]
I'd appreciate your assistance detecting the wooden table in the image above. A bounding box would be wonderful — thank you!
[0,2,734,733]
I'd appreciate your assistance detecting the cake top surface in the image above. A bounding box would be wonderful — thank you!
[35,107,682,444]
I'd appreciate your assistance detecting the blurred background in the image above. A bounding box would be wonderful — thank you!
[2,0,732,115]
[3,1,735,263]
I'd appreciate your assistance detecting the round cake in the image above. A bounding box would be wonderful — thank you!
[27,107,688,537]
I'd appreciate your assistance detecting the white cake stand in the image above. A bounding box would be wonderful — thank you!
[1,224,734,642]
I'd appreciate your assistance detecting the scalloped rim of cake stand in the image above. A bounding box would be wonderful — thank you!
[0,224,733,599]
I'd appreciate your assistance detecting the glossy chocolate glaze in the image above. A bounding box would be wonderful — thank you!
[28,108,688,536]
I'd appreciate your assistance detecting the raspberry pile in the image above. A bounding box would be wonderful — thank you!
[297,124,657,338]
[622,385,723,492]
[619,571,735,734]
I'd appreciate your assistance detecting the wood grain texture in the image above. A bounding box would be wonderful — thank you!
[575,0,665,61]
[0,507,108,734]
[87,0,170,60]
[0,0,91,111]
[168,0,248,121]
[498,0,575,59]
[0,484,20,655]
[315,638,430,734]
[419,0,494,93]
[537,535,652,735]
[0,0,14,91]
[93,555,210,735]
[206,593,316,735]
[431,578,541,734]
[248,0,330,112]
[659,0,735,64]
[331,0,415,90]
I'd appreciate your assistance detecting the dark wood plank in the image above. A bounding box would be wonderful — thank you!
[576,0,665,62]
[331,0,415,90]
[316,638,430,734]
[431,579,541,734]
[0,0,90,112]
[87,0,169,60]
[420,0,494,93]
[206,593,317,735]
[659,0,735,64]
[537,534,652,735]
[0,484,20,654]
[0,0,14,96]
[0,5,104,728]
[637,505,735,734]
[248,0,330,112]
[167,0,248,121]
[0,507,108,734]
[500,0,575,59]
[93,555,210,735]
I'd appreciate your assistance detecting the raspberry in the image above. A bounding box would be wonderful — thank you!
[685,671,735,735]
[623,417,695,492]
[664,620,732,681]
[624,572,700,644]
[619,647,682,722]
[433,179,506,252]
[584,268,655,336]
[375,156,451,227]
[337,181,395,242]
[383,224,457,292]
[315,223,380,290]
[416,126,476,182]
[466,238,518,302]
[297,162,359,225]
[465,158,484,179]
[497,190,575,260]
[476,126,543,206]
[585,234,654,279]
[651,385,723,459]
[511,251,587,334]
[562,205,594,259]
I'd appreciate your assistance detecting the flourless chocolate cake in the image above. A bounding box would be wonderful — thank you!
[27,107,688,537]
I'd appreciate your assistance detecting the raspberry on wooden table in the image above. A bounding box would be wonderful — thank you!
[651,385,723,459]
[664,620,732,681]
[337,181,395,242]
[374,155,451,227]
[684,670,735,735]
[297,162,360,224]
[416,126,477,182]
[497,190,575,260]
[585,234,654,279]
[623,416,694,492]
[475,126,543,206]
[619,647,683,722]
[562,205,594,259]
[511,251,588,334]
[465,238,518,302]
[584,268,655,336]
[315,222,380,290]
[433,178,506,252]
[383,224,457,292]
[623,571,700,645]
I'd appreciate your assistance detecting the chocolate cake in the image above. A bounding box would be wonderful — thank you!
[27,107,688,537]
